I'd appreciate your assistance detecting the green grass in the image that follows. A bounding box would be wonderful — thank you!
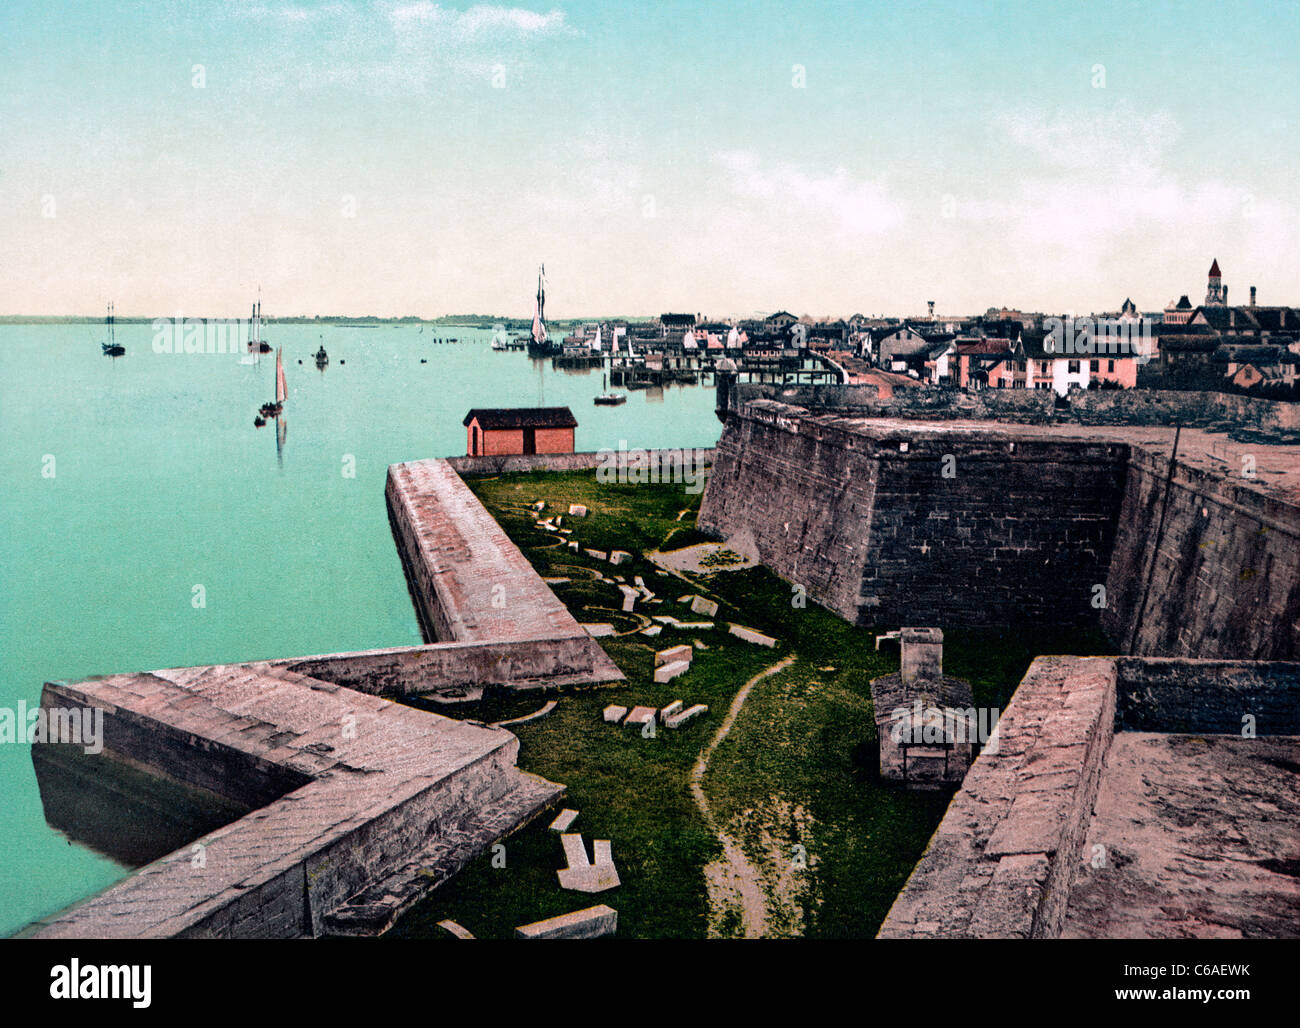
[386,470,1111,939]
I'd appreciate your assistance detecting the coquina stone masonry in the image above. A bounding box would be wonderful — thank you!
[699,401,1127,627]
[700,399,1300,659]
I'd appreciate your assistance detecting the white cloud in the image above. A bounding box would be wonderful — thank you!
[713,149,905,242]
[384,3,569,38]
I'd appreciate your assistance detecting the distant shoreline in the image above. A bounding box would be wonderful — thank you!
[0,315,634,328]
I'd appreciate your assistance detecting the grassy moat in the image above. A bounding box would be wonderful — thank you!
[386,470,1110,939]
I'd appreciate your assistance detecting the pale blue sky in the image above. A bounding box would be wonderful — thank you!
[2,0,1296,317]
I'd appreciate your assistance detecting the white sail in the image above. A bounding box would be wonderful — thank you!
[275,348,287,405]
[531,265,547,344]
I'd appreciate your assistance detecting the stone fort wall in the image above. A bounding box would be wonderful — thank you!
[699,399,1300,659]
[699,401,1127,628]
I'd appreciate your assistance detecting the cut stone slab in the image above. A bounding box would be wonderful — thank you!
[640,626,662,638]
[603,704,629,723]
[665,704,709,729]
[690,596,720,617]
[652,616,715,630]
[437,919,475,939]
[609,550,631,566]
[654,660,690,684]
[729,624,777,647]
[567,541,579,551]
[541,576,571,585]
[549,808,580,832]
[659,700,684,723]
[556,833,620,893]
[677,594,693,604]
[623,706,657,727]
[515,904,616,940]
[582,623,616,638]
[584,549,608,561]
[655,645,693,667]
[568,504,588,517]
[617,585,638,613]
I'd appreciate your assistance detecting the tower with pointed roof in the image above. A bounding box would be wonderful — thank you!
[1205,258,1226,306]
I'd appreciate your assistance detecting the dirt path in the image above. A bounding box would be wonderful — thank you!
[691,655,795,939]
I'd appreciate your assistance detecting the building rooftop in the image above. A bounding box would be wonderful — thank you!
[463,407,578,430]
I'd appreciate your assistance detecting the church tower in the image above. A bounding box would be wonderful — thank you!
[1205,258,1226,305]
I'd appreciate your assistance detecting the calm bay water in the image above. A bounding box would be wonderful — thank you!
[0,321,723,936]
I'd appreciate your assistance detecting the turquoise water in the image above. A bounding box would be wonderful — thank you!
[0,322,723,936]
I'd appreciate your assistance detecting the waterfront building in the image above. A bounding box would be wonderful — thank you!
[463,407,577,457]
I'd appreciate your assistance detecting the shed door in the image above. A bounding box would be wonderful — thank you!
[522,427,536,455]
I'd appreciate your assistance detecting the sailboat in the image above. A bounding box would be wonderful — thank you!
[594,372,626,405]
[100,303,124,356]
[527,263,558,357]
[259,347,287,419]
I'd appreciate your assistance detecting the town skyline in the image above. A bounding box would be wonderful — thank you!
[3,1,1297,316]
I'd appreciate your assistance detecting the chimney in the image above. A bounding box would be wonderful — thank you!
[1250,286,1257,306]
[900,627,943,685]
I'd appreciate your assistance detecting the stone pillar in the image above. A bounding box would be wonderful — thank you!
[900,627,943,685]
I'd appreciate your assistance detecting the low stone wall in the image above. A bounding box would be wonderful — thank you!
[275,635,618,696]
[878,656,1119,938]
[446,448,715,477]
[385,458,624,690]
[1114,658,1300,734]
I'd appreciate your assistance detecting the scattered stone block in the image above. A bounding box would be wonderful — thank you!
[617,584,638,612]
[437,919,475,939]
[568,504,588,517]
[582,623,616,638]
[665,704,708,729]
[609,550,631,566]
[659,700,683,723]
[640,625,662,638]
[549,808,579,832]
[515,905,617,940]
[655,644,693,667]
[652,615,714,629]
[623,706,657,727]
[567,541,579,551]
[690,596,720,617]
[729,624,777,647]
[542,576,571,585]
[654,660,690,684]
[603,704,628,723]
[532,501,546,512]
[677,594,693,604]
[584,548,608,561]
[556,833,620,893]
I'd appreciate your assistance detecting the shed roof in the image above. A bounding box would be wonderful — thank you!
[463,407,578,429]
